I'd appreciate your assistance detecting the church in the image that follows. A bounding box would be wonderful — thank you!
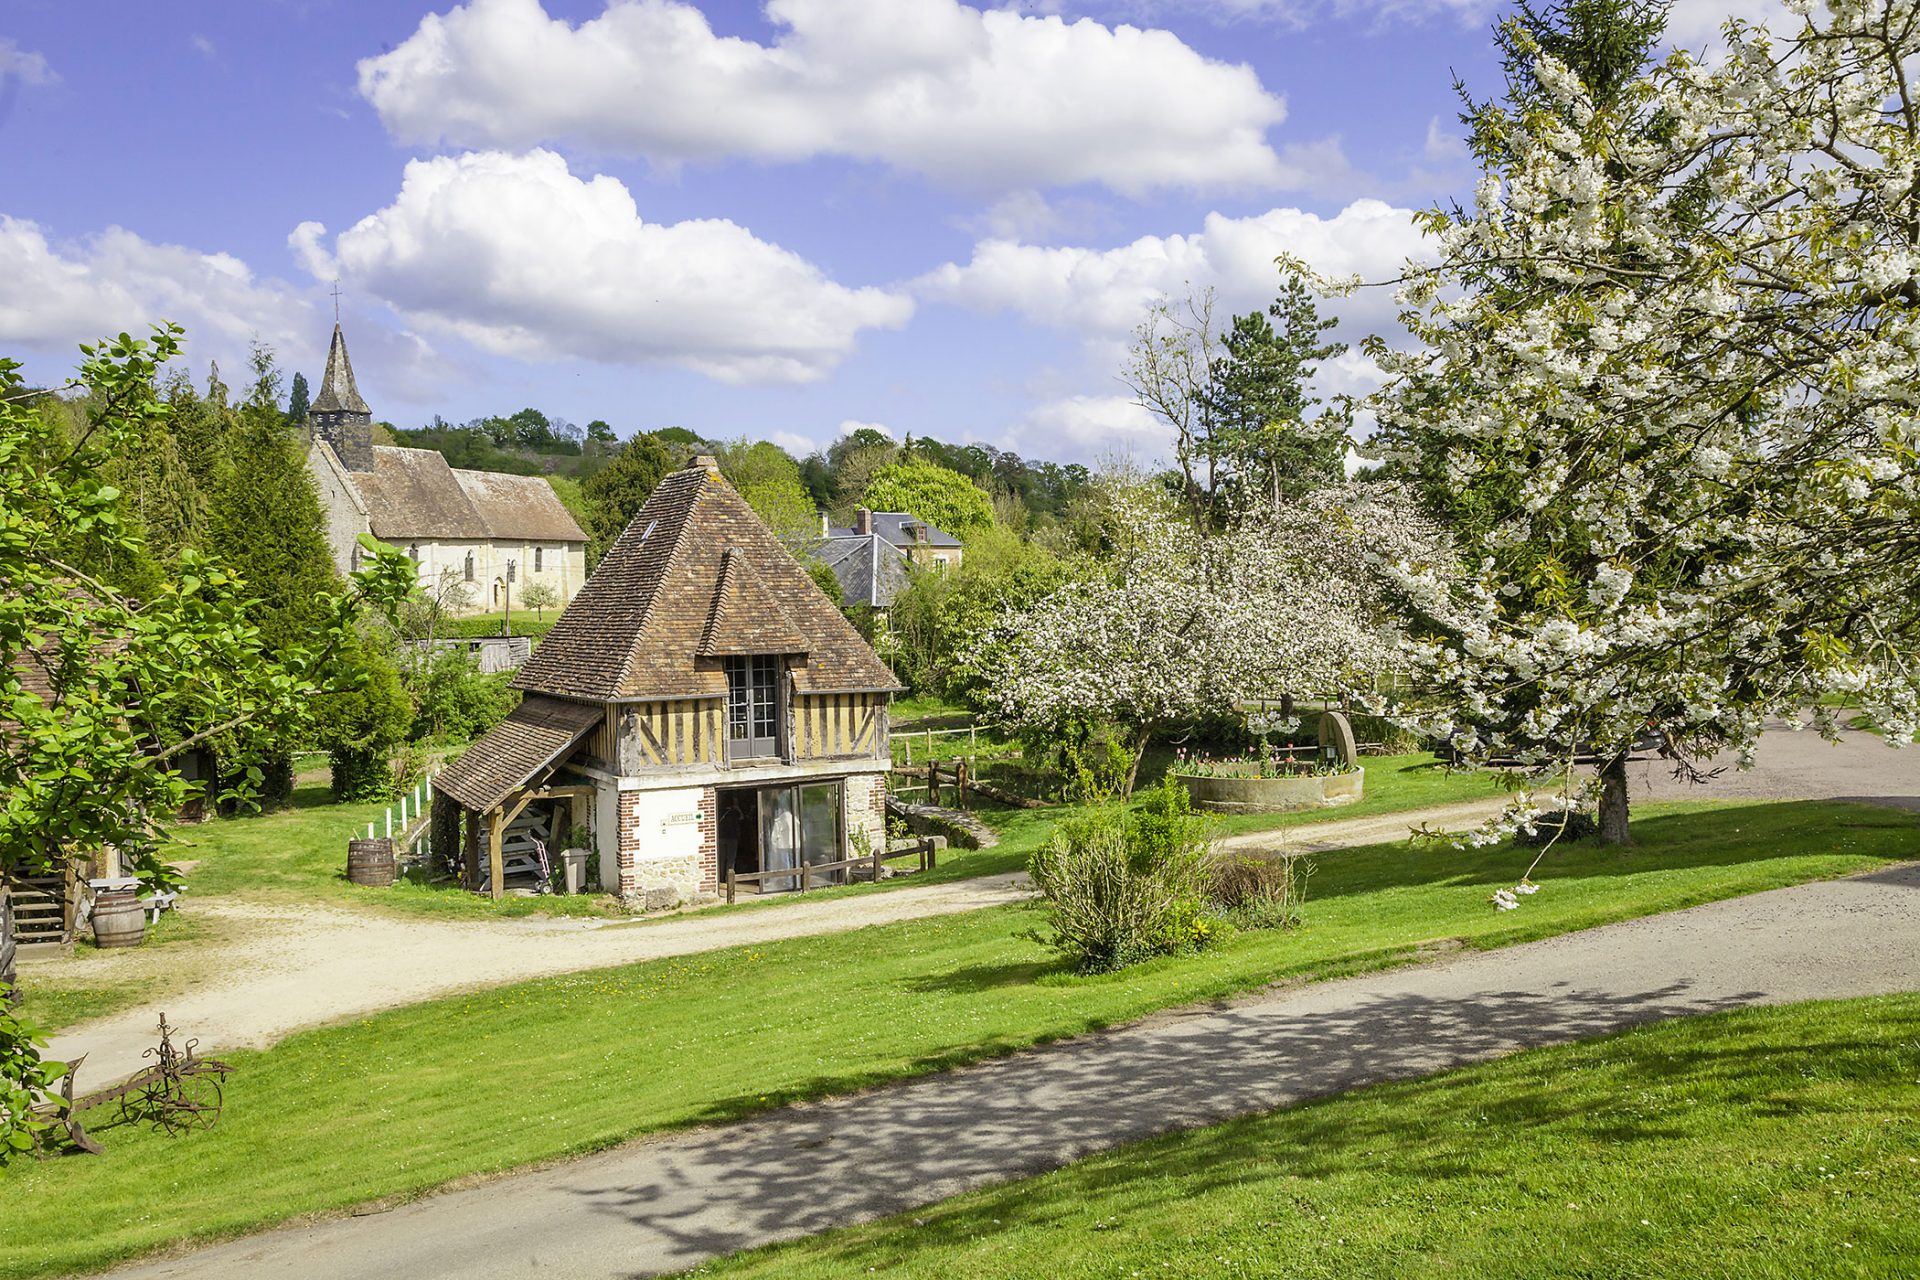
[304,324,589,616]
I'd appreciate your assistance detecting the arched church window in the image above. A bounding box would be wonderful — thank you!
[464,552,475,582]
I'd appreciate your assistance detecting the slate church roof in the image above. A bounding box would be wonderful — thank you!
[513,456,903,701]
[310,323,371,416]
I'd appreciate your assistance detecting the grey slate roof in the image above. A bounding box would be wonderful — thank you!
[513,456,903,701]
[310,323,370,415]
[815,534,911,608]
[826,511,961,550]
[347,447,586,544]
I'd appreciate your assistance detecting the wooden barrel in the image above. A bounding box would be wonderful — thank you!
[347,838,396,887]
[91,888,145,949]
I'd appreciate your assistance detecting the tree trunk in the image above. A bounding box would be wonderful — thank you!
[1122,725,1153,798]
[1598,753,1632,845]
[1,884,17,1005]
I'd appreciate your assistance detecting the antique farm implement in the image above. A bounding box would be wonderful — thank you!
[36,1012,232,1153]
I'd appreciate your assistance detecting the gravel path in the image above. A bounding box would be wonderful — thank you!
[42,799,1511,1086]
[105,859,1920,1280]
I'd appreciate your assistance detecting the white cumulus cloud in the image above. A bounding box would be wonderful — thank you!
[1021,393,1170,455]
[917,197,1428,340]
[0,38,56,86]
[0,215,311,366]
[297,149,913,384]
[357,0,1293,195]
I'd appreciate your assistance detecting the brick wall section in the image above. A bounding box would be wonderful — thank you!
[697,786,719,894]
[617,791,641,899]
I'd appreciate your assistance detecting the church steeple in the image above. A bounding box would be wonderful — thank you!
[307,322,374,472]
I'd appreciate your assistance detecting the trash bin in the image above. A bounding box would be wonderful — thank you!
[560,848,591,895]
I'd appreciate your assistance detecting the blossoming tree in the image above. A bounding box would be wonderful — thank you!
[982,480,1447,793]
[1363,0,1920,843]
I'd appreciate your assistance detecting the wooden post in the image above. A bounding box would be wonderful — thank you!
[872,841,882,884]
[800,862,812,893]
[930,758,941,806]
[487,809,505,902]
[956,758,969,810]
[727,868,736,905]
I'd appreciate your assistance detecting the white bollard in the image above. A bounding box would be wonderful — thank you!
[400,796,409,827]
[367,821,375,840]
[385,809,392,839]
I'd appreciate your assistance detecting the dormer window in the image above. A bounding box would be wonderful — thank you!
[724,655,782,761]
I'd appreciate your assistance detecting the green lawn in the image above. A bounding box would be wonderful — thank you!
[697,994,1920,1279]
[3,800,1912,1279]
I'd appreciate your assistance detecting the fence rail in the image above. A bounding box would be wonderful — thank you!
[725,837,943,904]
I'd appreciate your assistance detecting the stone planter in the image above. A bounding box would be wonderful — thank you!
[1174,768,1364,814]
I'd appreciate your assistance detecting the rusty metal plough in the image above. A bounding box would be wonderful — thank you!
[35,1012,232,1154]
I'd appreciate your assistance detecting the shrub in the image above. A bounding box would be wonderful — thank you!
[1026,779,1221,973]
[1515,808,1600,847]
[407,648,521,743]
[1206,852,1313,931]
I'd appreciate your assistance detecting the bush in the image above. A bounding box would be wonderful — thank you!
[1206,852,1313,931]
[1515,808,1600,847]
[407,649,520,743]
[1026,779,1221,973]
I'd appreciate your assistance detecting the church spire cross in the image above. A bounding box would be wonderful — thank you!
[329,282,343,322]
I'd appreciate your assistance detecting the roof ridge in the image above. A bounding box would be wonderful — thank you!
[607,466,705,697]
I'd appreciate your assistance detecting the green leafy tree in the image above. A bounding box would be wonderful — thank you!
[580,432,677,563]
[209,349,344,803]
[313,635,412,802]
[862,458,996,540]
[1196,276,1349,515]
[585,419,616,447]
[1,327,414,1156]
[284,371,309,426]
[519,579,561,618]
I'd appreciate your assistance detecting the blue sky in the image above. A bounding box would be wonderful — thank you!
[0,0,1763,463]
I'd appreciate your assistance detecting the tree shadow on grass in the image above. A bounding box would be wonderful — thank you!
[1301,800,1918,904]
[552,977,1774,1275]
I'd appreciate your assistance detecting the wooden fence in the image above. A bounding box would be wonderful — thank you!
[726,836,944,904]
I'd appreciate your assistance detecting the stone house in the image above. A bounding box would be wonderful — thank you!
[826,509,963,570]
[304,323,588,614]
[430,455,902,906]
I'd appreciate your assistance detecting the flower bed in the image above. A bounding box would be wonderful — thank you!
[1174,764,1365,814]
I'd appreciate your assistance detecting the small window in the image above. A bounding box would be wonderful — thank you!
[464,552,475,582]
[534,546,543,573]
[408,543,419,560]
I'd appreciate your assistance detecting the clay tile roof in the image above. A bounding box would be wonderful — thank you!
[348,447,585,544]
[700,548,808,655]
[432,695,604,812]
[452,468,587,543]
[310,323,370,415]
[514,458,903,701]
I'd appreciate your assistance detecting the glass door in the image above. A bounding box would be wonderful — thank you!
[799,782,844,882]
[759,784,800,891]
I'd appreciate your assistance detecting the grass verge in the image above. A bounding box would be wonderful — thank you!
[696,994,1920,1279]
[2,800,1912,1278]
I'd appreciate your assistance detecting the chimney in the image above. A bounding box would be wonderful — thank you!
[692,454,721,476]
[819,509,830,538]
[855,508,873,536]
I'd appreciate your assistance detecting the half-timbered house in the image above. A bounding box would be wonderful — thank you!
[429,455,901,905]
